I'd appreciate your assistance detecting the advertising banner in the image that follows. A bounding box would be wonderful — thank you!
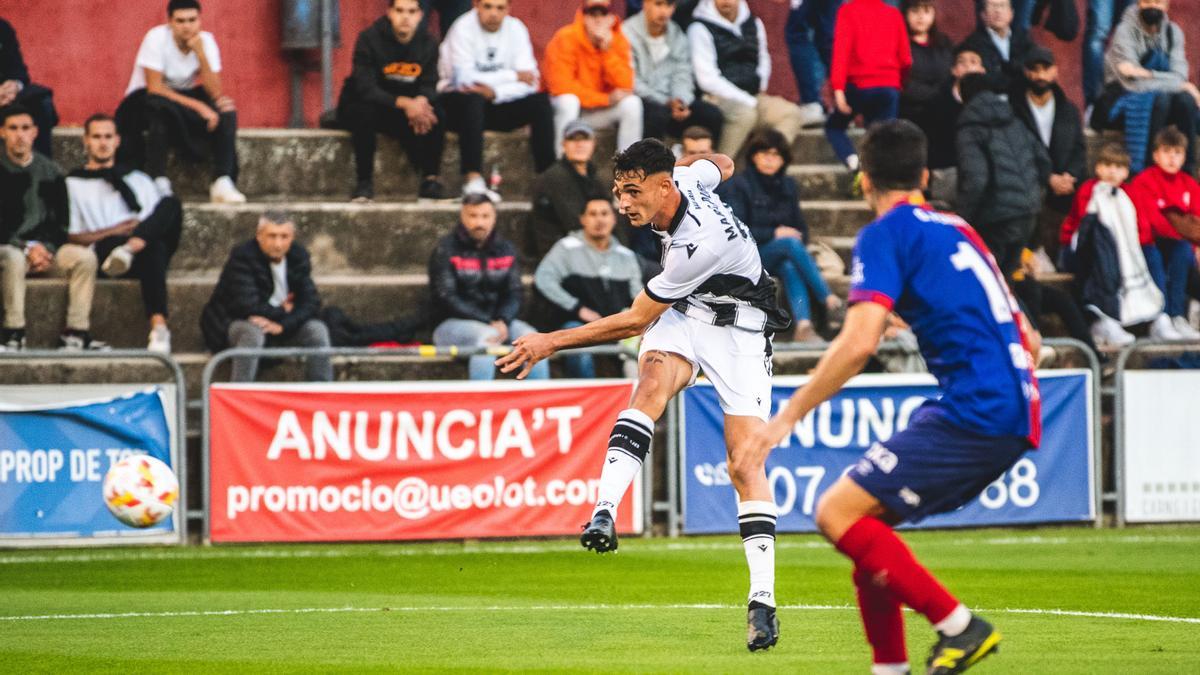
[209,381,640,542]
[1122,371,1200,522]
[0,386,178,546]
[683,371,1094,533]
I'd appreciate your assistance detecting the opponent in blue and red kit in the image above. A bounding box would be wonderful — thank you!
[750,120,1042,675]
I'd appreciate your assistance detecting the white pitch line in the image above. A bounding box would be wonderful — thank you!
[2,533,1198,566]
[2,603,1198,625]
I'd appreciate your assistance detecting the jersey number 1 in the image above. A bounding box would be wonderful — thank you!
[949,242,1014,324]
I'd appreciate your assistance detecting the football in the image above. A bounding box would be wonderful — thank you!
[102,455,179,528]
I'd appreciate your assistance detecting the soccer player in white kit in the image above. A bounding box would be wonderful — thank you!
[497,139,791,651]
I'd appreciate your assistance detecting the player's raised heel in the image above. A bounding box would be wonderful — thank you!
[746,602,780,652]
[926,615,1001,674]
[580,510,618,553]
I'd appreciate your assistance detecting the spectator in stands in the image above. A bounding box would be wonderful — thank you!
[338,0,445,202]
[1011,45,1086,260]
[959,0,1034,93]
[924,45,988,204]
[66,114,181,353]
[0,106,102,352]
[419,0,471,37]
[544,0,643,153]
[530,120,608,259]
[899,0,953,166]
[1009,248,1102,355]
[718,129,841,342]
[437,0,555,201]
[1083,0,1135,110]
[534,197,642,378]
[200,210,332,382]
[1130,126,1200,339]
[784,0,839,130]
[1095,0,1200,174]
[974,0,1036,33]
[1059,142,1172,344]
[626,0,723,145]
[115,0,244,204]
[0,18,57,158]
[679,125,714,157]
[430,193,547,380]
[824,0,911,177]
[956,73,1050,277]
[626,0,700,25]
[689,0,806,158]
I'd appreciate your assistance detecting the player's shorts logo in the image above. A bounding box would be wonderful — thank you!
[898,487,922,507]
[864,443,898,474]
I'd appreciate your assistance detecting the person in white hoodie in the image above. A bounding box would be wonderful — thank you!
[688,0,806,157]
[437,0,555,200]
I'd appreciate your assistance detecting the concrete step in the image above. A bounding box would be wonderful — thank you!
[173,201,876,274]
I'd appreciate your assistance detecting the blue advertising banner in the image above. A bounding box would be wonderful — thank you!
[0,388,177,543]
[682,371,1094,533]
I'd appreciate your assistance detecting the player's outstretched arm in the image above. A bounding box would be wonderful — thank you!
[752,301,891,449]
[675,152,734,182]
[495,292,672,379]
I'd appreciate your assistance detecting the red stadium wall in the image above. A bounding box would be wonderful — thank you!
[7,0,1200,128]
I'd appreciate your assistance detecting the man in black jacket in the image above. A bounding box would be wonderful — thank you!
[429,193,547,380]
[956,73,1051,277]
[529,119,607,259]
[1010,45,1086,258]
[200,211,331,382]
[338,0,446,202]
[0,18,57,158]
[958,0,1033,93]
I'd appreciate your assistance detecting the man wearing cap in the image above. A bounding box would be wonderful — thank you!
[1011,44,1085,258]
[529,119,612,259]
[543,0,643,153]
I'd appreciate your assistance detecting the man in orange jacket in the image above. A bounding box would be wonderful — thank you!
[544,0,644,153]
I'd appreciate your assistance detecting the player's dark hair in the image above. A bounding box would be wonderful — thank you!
[1095,142,1130,170]
[167,0,201,17]
[613,138,676,182]
[744,128,792,169]
[1153,125,1188,152]
[0,104,34,126]
[958,72,992,105]
[860,119,927,193]
[83,113,116,135]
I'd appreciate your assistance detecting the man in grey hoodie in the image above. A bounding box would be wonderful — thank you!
[625,0,724,144]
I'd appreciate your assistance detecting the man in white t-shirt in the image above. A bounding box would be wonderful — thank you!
[497,139,790,652]
[65,113,182,353]
[114,0,244,204]
[436,0,555,200]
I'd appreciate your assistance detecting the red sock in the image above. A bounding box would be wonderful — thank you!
[853,566,907,665]
[836,516,958,625]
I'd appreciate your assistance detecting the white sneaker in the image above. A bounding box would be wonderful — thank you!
[210,176,246,204]
[1090,314,1135,348]
[1171,315,1200,339]
[461,175,501,204]
[147,325,171,353]
[154,176,174,196]
[797,102,826,128]
[1150,313,1183,340]
[101,245,133,277]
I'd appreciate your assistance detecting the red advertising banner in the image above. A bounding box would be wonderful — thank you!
[208,381,639,543]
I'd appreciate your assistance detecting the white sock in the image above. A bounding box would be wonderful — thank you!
[591,409,654,520]
[934,604,971,636]
[871,663,910,675]
[738,500,777,608]
[847,153,861,172]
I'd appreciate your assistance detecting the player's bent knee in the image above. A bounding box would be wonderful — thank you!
[726,454,765,491]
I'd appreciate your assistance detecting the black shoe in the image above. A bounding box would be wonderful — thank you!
[58,330,110,351]
[351,180,374,203]
[418,177,446,200]
[926,615,1001,675]
[0,327,25,351]
[746,601,780,652]
[580,509,617,553]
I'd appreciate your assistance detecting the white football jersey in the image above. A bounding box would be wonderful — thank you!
[644,161,791,334]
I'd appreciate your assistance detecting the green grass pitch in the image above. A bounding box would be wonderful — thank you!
[1,525,1198,673]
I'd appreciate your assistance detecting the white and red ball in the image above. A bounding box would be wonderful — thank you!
[102,455,179,528]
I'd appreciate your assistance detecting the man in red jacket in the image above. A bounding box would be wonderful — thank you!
[824,0,912,181]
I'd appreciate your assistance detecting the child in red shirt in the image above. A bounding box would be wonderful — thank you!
[1129,126,1200,339]
[824,0,912,178]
